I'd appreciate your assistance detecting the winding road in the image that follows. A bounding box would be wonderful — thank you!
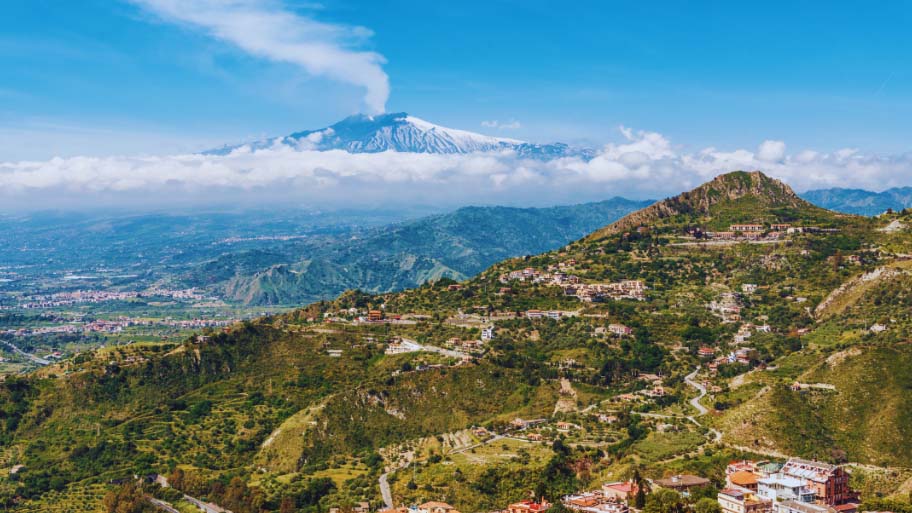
[379,471,393,509]
[0,340,50,366]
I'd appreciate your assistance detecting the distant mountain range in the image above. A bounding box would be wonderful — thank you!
[800,187,912,216]
[191,197,652,305]
[206,112,595,159]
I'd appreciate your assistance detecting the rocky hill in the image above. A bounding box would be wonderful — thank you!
[590,170,829,238]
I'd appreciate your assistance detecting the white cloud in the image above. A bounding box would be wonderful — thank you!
[757,140,786,162]
[481,120,522,130]
[3,126,912,209]
[132,0,389,113]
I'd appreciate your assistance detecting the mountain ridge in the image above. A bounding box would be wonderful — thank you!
[801,187,912,216]
[206,112,595,159]
[202,197,653,305]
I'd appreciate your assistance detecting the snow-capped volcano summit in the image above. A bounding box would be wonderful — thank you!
[208,112,593,159]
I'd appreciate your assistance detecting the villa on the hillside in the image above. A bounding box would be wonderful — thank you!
[718,488,771,513]
[653,475,711,496]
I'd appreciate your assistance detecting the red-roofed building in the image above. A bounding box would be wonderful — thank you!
[507,500,552,513]
[602,481,638,502]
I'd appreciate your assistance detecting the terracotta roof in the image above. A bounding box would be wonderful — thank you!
[730,470,759,486]
[604,482,635,493]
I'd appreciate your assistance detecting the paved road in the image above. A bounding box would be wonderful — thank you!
[684,367,709,416]
[683,366,722,443]
[184,494,232,513]
[379,472,394,509]
[147,497,181,513]
[0,340,50,366]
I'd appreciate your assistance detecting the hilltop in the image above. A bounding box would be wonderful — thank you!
[590,171,836,238]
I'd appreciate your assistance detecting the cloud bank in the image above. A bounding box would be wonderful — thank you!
[132,0,390,113]
[3,127,912,210]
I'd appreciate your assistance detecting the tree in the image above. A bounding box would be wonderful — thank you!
[631,469,648,510]
[103,482,153,513]
[693,498,721,513]
[644,488,685,513]
[280,496,297,513]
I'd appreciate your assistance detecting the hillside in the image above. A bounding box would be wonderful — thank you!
[203,198,652,305]
[6,171,912,512]
[590,171,834,238]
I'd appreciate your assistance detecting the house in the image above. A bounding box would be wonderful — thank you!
[562,493,629,513]
[757,475,816,503]
[869,323,887,333]
[731,224,764,233]
[448,284,463,291]
[506,499,551,513]
[698,347,716,358]
[728,471,760,492]
[547,311,563,320]
[608,324,633,337]
[653,475,711,495]
[781,458,857,506]
[481,326,495,341]
[742,284,759,294]
[368,310,384,321]
[770,224,791,231]
[527,310,545,319]
[602,481,638,502]
[718,488,771,513]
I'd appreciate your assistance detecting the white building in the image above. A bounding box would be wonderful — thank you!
[758,475,816,503]
[481,326,495,341]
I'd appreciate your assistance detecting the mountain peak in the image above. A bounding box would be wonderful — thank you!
[590,170,825,238]
[206,113,593,159]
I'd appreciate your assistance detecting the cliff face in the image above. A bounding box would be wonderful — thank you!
[590,171,815,238]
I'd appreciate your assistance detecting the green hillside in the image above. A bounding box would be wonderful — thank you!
[5,171,912,511]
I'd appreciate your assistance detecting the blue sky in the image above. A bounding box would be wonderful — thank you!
[3,0,911,160]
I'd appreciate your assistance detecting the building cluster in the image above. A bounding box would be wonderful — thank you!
[374,459,858,513]
[718,459,858,513]
[380,499,553,513]
[698,224,840,242]
[15,287,208,309]
[498,265,647,303]
[3,315,234,338]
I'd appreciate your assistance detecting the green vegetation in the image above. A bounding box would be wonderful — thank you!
[4,172,912,510]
